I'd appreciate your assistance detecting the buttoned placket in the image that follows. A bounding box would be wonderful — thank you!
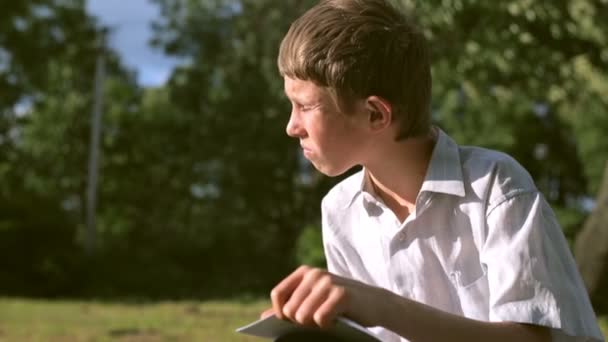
[387,191,436,299]
[363,191,424,299]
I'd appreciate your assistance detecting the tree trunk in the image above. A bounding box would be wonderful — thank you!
[574,161,608,302]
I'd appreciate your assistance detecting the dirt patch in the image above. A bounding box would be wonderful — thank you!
[108,328,163,341]
[184,304,201,315]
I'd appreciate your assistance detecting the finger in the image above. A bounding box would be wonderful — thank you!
[314,286,347,329]
[282,268,324,321]
[294,275,332,326]
[260,307,275,319]
[271,265,311,320]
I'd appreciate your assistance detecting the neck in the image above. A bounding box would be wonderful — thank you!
[364,129,437,217]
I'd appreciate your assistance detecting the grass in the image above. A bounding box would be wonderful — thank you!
[0,298,269,341]
[599,317,608,340]
[0,298,606,341]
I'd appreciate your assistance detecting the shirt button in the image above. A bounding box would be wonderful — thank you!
[398,232,406,241]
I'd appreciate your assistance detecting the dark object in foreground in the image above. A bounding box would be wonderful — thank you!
[236,314,380,341]
[275,330,348,342]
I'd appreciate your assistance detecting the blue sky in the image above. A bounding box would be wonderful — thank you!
[86,0,181,87]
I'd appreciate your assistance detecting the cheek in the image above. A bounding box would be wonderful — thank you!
[330,120,362,144]
[304,116,326,138]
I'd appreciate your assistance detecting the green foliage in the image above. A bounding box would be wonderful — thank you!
[0,0,138,298]
[295,225,326,268]
[553,206,587,247]
[141,0,328,294]
[0,0,98,107]
[0,192,84,297]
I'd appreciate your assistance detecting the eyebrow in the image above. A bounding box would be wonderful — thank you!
[283,85,323,104]
[283,90,305,105]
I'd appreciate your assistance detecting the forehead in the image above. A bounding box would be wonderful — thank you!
[283,77,327,101]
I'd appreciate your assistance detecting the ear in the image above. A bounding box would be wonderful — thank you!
[365,96,392,132]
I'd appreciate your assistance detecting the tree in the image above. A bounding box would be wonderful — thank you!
[0,0,130,215]
[147,0,326,294]
[0,0,138,296]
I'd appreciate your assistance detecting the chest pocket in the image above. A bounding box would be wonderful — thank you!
[435,210,490,320]
[449,262,489,321]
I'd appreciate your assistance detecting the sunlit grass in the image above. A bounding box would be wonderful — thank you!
[599,316,608,340]
[0,298,606,341]
[0,298,269,341]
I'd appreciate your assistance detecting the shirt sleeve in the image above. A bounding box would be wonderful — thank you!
[483,190,603,341]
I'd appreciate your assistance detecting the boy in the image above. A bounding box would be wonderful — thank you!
[263,0,604,341]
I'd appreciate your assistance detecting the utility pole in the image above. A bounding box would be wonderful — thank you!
[85,46,106,256]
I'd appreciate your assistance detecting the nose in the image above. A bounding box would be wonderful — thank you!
[285,110,304,138]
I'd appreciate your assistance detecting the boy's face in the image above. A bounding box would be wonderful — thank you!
[284,77,370,176]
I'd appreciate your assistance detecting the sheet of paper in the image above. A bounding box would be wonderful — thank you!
[236,314,381,341]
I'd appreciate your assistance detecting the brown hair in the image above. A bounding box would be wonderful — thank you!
[278,0,432,140]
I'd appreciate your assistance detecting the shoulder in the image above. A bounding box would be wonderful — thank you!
[459,145,537,206]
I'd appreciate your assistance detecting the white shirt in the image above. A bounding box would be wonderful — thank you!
[321,128,604,342]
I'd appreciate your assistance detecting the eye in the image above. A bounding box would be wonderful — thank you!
[299,103,319,112]
[292,103,309,112]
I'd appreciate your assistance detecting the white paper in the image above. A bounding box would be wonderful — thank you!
[236,314,381,341]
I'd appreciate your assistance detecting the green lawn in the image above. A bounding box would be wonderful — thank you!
[0,298,269,341]
[599,317,608,339]
[0,298,606,341]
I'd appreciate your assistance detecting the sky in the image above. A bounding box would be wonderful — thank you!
[86,0,181,87]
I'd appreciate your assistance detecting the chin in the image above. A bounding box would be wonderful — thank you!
[314,163,351,178]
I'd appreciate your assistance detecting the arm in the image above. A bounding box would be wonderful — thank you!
[267,265,551,342]
[381,285,550,342]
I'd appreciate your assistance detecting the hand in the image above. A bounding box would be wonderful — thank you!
[260,307,275,319]
[269,265,389,329]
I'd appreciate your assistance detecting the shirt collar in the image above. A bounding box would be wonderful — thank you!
[345,127,465,209]
[419,128,466,197]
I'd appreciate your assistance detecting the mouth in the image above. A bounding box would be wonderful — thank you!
[300,145,313,157]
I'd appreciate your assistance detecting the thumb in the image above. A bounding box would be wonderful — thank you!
[260,307,275,319]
